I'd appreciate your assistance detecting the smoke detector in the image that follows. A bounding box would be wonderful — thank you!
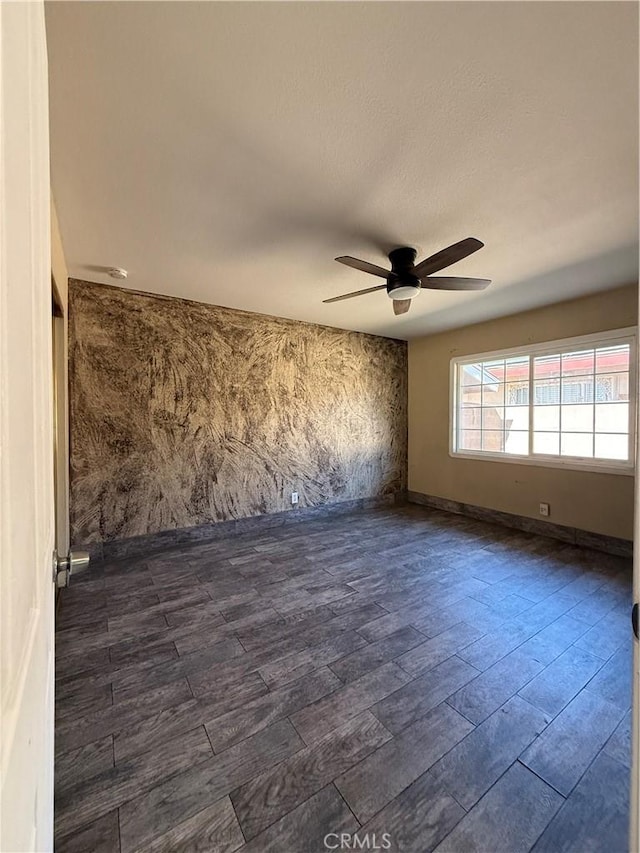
[108,267,128,280]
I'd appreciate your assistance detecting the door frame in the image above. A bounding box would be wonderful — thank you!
[631,302,640,850]
[52,276,69,562]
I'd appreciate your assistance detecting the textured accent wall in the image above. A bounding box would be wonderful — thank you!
[69,280,407,545]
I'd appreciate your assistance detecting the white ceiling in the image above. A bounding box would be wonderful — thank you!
[46,1,639,340]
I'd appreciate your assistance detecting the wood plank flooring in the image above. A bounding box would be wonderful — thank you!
[55,505,632,852]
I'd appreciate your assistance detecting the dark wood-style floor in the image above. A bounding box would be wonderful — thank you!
[54,505,632,853]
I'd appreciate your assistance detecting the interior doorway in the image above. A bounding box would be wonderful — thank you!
[52,284,69,594]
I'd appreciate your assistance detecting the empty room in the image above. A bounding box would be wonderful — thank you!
[1,1,639,852]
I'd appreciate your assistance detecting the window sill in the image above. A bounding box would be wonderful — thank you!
[449,449,634,477]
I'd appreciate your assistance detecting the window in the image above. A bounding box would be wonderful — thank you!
[451,329,635,474]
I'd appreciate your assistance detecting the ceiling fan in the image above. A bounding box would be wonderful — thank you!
[324,237,490,316]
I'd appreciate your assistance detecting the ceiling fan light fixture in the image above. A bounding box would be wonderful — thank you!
[388,284,421,300]
[387,272,420,299]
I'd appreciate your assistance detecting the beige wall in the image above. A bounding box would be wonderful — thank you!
[408,283,638,540]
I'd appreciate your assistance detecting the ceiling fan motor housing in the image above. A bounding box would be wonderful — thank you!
[387,247,421,300]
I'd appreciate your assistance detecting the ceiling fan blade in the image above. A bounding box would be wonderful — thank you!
[335,256,390,279]
[421,276,491,291]
[413,238,484,278]
[323,284,387,304]
[393,299,412,315]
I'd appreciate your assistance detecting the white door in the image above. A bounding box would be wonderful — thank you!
[0,2,56,850]
[632,325,640,852]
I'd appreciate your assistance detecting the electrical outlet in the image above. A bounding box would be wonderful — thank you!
[291,492,299,505]
[539,502,550,517]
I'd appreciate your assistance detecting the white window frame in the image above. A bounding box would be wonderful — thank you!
[450,326,637,476]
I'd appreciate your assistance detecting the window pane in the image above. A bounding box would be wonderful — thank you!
[461,364,483,386]
[595,344,629,374]
[561,433,594,458]
[534,405,559,431]
[460,385,482,407]
[561,375,594,403]
[460,407,482,429]
[561,404,593,433]
[561,349,594,376]
[482,383,505,406]
[534,354,561,379]
[459,429,481,451]
[506,406,530,431]
[534,432,559,455]
[482,408,504,430]
[534,379,560,405]
[595,403,628,433]
[482,359,505,382]
[596,373,629,402]
[454,338,633,468]
[482,430,504,452]
[506,382,529,406]
[505,357,529,383]
[505,431,528,455]
[594,434,628,461]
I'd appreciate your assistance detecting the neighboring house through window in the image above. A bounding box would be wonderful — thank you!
[451,329,636,474]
